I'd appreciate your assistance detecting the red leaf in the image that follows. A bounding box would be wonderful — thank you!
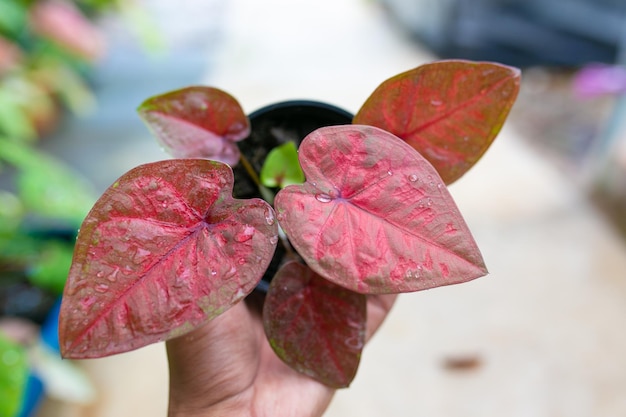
[59,159,278,358]
[263,261,366,388]
[353,60,520,184]
[138,87,250,166]
[274,125,487,294]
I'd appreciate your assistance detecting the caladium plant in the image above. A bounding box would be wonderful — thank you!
[58,60,520,388]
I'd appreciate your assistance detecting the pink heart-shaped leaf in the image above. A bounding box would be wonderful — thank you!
[274,125,487,294]
[138,87,250,166]
[263,261,366,388]
[354,60,520,184]
[59,159,278,358]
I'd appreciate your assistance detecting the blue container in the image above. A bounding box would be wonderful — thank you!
[18,298,61,417]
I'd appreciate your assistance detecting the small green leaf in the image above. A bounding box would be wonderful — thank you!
[260,141,305,189]
[0,332,28,417]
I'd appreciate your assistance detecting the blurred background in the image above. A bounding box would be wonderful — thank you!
[1,0,626,416]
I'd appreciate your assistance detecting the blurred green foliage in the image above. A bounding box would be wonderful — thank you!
[0,1,157,414]
[0,332,28,417]
[0,0,112,305]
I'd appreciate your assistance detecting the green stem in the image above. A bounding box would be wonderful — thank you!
[238,153,297,259]
[238,152,261,187]
[239,153,275,204]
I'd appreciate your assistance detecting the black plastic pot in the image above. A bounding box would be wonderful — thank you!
[233,101,353,293]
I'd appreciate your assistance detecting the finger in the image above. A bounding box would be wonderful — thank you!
[166,302,260,412]
[365,294,398,341]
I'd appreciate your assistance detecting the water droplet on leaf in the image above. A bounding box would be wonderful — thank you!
[80,296,97,309]
[344,336,364,350]
[94,284,109,293]
[269,236,279,245]
[265,209,275,225]
[346,317,361,329]
[408,174,418,182]
[315,193,332,203]
[234,225,255,242]
[107,268,119,282]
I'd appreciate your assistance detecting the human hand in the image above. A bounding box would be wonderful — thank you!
[166,291,396,417]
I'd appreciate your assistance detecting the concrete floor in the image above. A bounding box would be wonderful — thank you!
[38,0,626,416]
